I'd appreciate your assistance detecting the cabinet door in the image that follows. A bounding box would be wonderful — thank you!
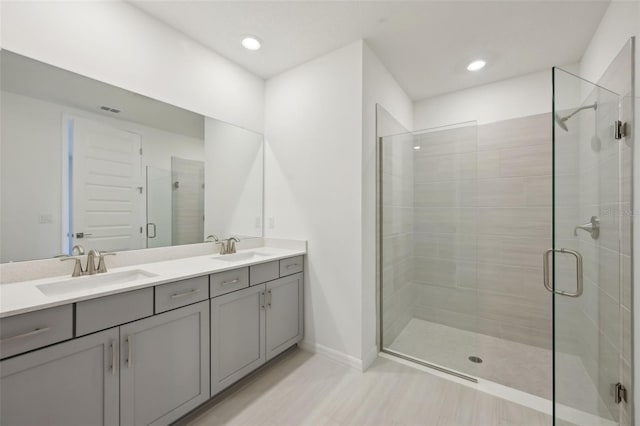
[266,273,303,361]
[211,284,266,396]
[0,328,119,426]
[120,300,209,426]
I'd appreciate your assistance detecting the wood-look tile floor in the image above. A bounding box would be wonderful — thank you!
[185,347,554,426]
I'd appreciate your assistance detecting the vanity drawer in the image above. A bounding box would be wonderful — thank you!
[280,256,303,277]
[155,276,209,313]
[0,305,73,359]
[210,267,249,298]
[76,288,153,336]
[250,261,279,286]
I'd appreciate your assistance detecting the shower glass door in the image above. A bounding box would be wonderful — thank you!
[146,166,172,248]
[379,120,480,381]
[552,66,627,424]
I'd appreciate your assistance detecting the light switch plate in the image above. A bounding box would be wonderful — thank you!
[38,214,53,224]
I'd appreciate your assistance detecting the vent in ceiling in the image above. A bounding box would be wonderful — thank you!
[100,106,121,113]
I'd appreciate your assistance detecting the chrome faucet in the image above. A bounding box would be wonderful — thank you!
[86,250,99,275]
[215,237,240,255]
[227,237,240,254]
[59,248,115,277]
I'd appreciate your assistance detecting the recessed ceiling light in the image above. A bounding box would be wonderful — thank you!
[413,145,421,150]
[241,36,261,51]
[467,60,486,71]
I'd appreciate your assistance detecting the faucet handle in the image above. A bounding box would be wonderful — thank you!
[573,216,600,239]
[97,252,116,273]
[206,234,219,243]
[71,245,85,255]
[215,241,227,255]
[59,256,85,277]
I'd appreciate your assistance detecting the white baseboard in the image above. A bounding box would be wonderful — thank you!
[299,340,369,371]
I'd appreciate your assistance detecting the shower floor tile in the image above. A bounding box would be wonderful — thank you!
[387,318,607,419]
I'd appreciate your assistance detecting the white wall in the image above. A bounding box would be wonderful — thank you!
[0,0,264,133]
[204,117,264,239]
[578,1,639,423]
[264,41,365,366]
[0,91,203,262]
[413,69,554,129]
[264,40,412,369]
[361,43,413,368]
[580,0,639,89]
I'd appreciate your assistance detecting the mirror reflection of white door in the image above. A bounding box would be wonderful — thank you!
[70,116,144,252]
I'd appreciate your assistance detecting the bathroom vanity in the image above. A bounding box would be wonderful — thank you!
[0,247,305,426]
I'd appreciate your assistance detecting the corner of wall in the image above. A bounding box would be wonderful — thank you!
[360,43,413,367]
[263,40,368,365]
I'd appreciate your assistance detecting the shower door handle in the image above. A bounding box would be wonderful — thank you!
[543,248,583,297]
[146,223,156,238]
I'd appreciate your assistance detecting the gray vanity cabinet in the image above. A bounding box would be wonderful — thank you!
[119,300,210,426]
[210,284,266,396]
[210,267,304,396]
[266,272,304,361]
[0,327,119,426]
[0,255,304,426]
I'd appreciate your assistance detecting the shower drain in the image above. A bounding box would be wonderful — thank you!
[468,356,483,364]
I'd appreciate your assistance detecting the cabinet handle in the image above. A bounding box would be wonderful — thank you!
[0,327,50,343]
[110,340,117,376]
[221,278,240,286]
[126,335,133,368]
[267,290,272,308]
[286,263,299,269]
[260,291,265,309]
[170,288,201,299]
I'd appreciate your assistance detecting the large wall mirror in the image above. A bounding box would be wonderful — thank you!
[0,50,264,263]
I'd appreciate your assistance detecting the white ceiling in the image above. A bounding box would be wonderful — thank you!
[130,1,609,101]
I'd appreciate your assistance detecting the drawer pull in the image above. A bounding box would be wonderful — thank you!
[221,278,240,286]
[110,340,117,376]
[0,327,50,343]
[267,290,272,308]
[126,335,133,368]
[286,263,300,269]
[170,288,201,299]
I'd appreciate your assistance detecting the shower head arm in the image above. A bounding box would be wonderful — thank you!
[561,102,598,121]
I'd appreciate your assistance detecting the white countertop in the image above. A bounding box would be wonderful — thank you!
[0,246,306,318]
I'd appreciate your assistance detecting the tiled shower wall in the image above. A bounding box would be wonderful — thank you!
[381,133,415,345]
[171,157,205,245]
[411,114,554,349]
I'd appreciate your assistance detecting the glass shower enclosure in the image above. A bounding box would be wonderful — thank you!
[378,37,634,426]
[551,39,634,425]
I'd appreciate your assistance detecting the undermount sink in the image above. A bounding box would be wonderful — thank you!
[212,251,272,263]
[37,269,158,296]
